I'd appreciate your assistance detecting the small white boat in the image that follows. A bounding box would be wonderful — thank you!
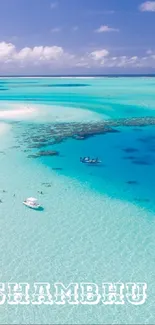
[23,197,41,210]
[85,160,102,164]
[80,157,102,165]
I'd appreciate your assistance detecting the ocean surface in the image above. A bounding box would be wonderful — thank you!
[0,77,155,324]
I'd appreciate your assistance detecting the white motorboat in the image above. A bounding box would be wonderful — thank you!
[85,160,102,165]
[80,157,102,165]
[23,197,41,210]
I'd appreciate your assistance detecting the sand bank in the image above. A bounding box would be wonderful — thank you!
[0,106,37,120]
[0,102,102,123]
[0,122,11,136]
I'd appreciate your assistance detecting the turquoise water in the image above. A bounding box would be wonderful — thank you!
[0,77,155,324]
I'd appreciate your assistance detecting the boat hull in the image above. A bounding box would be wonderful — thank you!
[23,202,41,210]
[81,161,102,165]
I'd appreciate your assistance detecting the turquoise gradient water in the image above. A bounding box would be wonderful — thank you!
[0,77,155,324]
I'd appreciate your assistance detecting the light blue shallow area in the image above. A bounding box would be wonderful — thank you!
[0,77,155,324]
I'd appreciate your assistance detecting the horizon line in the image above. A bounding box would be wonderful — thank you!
[0,74,155,78]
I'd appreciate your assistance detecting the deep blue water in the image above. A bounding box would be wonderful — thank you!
[34,125,155,212]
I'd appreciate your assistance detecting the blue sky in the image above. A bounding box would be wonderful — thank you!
[0,0,155,74]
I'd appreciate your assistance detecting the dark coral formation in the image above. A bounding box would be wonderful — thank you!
[42,183,52,187]
[10,146,21,149]
[138,136,155,143]
[52,167,63,171]
[123,148,139,153]
[16,115,155,158]
[126,181,139,185]
[73,135,85,140]
[134,198,150,203]
[132,160,152,166]
[28,150,59,158]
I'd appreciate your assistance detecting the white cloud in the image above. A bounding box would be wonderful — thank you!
[95,25,119,33]
[130,56,138,61]
[50,2,58,9]
[139,1,155,11]
[1,41,155,71]
[51,27,61,33]
[0,42,64,67]
[90,49,109,60]
[0,42,16,61]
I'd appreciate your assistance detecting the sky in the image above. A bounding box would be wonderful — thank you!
[0,0,155,74]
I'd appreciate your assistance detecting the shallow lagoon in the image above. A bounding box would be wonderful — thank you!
[0,77,155,324]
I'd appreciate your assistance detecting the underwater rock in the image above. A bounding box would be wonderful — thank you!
[123,148,139,153]
[37,150,59,157]
[10,146,20,149]
[31,137,47,143]
[53,137,63,144]
[27,155,38,158]
[73,135,85,140]
[104,128,120,134]
[28,143,47,149]
[132,160,152,166]
[42,182,49,185]
[28,150,59,158]
[138,137,155,150]
[126,181,139,185]
[134,198,150,203]
[138,137,155,143]
[52,168,63,171]
[137,138,147,143]
[41,183,51,188]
